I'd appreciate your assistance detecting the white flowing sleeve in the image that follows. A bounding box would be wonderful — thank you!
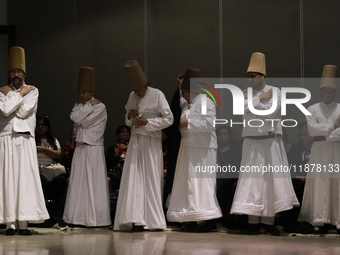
[307,106,334,137]
[16,89,39,118]
[0,90,24,117]
[70,102,94,124]
[70,102,106,128]
[245,87,281,119]
[144,92,173,131]
[188,97,215,132]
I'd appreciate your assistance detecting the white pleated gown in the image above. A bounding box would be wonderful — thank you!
[299,102,340,228]
[0,134,49,223]
[63,100,111,226]
[230,85,299,217]
[63,144,111,226]
[0,85,49,224]
[230,137,300,216]
[114,87,173,230]
[167,95,222,222]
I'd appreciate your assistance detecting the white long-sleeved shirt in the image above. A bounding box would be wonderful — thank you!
[182,94,217,148]
[242,84,282,137]
[125,86,173,139]
[306,101,340,142]
[0,83,38,137]
[71,98,107,145]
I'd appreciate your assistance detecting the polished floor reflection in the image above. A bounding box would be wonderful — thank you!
[1,227,340,255]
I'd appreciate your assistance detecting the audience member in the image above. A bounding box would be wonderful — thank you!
[215,125,242,228]
[35,115,67,204]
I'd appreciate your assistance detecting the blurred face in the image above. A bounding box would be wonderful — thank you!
[320,87,336,105]
[78,90,94,103]
[8,69,25,88]
[298,128,314,147]
[134,85,148,98]
[217,128,230,146]
[36,119,49,138]
[247,72,265,90]
[118,128,130,141]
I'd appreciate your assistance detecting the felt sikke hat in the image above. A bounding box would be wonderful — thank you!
[77,67,95,92]
[247,52,266,76]
[8,46,26,73]
[181,67,202,93]
[124,60,148,90]
[320,65,338,91]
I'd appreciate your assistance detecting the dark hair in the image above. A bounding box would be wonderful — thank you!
[35,115,57,150]
[216,125,234,142]
[115,125,131,141]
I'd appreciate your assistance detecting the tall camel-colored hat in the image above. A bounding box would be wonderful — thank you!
[320,65,338,91]
[181,67,202,93]
[247,52,266,76]
[77,67,95,92]
[8,46,26,73]
[124,60,148,90]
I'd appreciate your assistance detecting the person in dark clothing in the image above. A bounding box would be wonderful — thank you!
[279,122,314,233]
[106,125,131,223]
[215,125,243,229]
[163,75,186,212]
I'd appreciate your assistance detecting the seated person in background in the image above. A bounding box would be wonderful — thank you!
[215,125,242,229]
[106,125,131,173]
[279,121,314,233]
[35,115,67,205]
[106,125,131,223]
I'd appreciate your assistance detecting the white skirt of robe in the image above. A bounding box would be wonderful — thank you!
[230,137,299,217]
[0,134,49,223]
[299,140,340,228]
[166,139,222,222]
[63,144,111,226]
[114,135,166,230]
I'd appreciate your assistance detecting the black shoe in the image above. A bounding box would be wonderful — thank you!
[178,222,197,232]
[4,228,17,236]
[131,224,144,232]
[240,224,260,235]
[263,224,280,236]
[192,221,217,233]
[315,226,328,234]
[18,229,32,236]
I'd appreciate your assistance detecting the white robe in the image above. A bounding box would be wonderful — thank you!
[114,87,173,230]
[167,94,222,222]
[230,85,299,217]
[63,99,111,226]
[299,101,340,228]
[0,84,49,223]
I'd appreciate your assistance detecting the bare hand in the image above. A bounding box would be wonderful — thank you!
[259,88,273,102]
[128,109,139,119]
[177,74,184,86]
[135,118,148,128]
[179,119,188,131]
[243,92,248,100]
[0,86,13,96]
[19,85,36,96]
[334,116,340,129]
[118,143,128,154]
[90,99,101,106]
[36,146,46,153]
